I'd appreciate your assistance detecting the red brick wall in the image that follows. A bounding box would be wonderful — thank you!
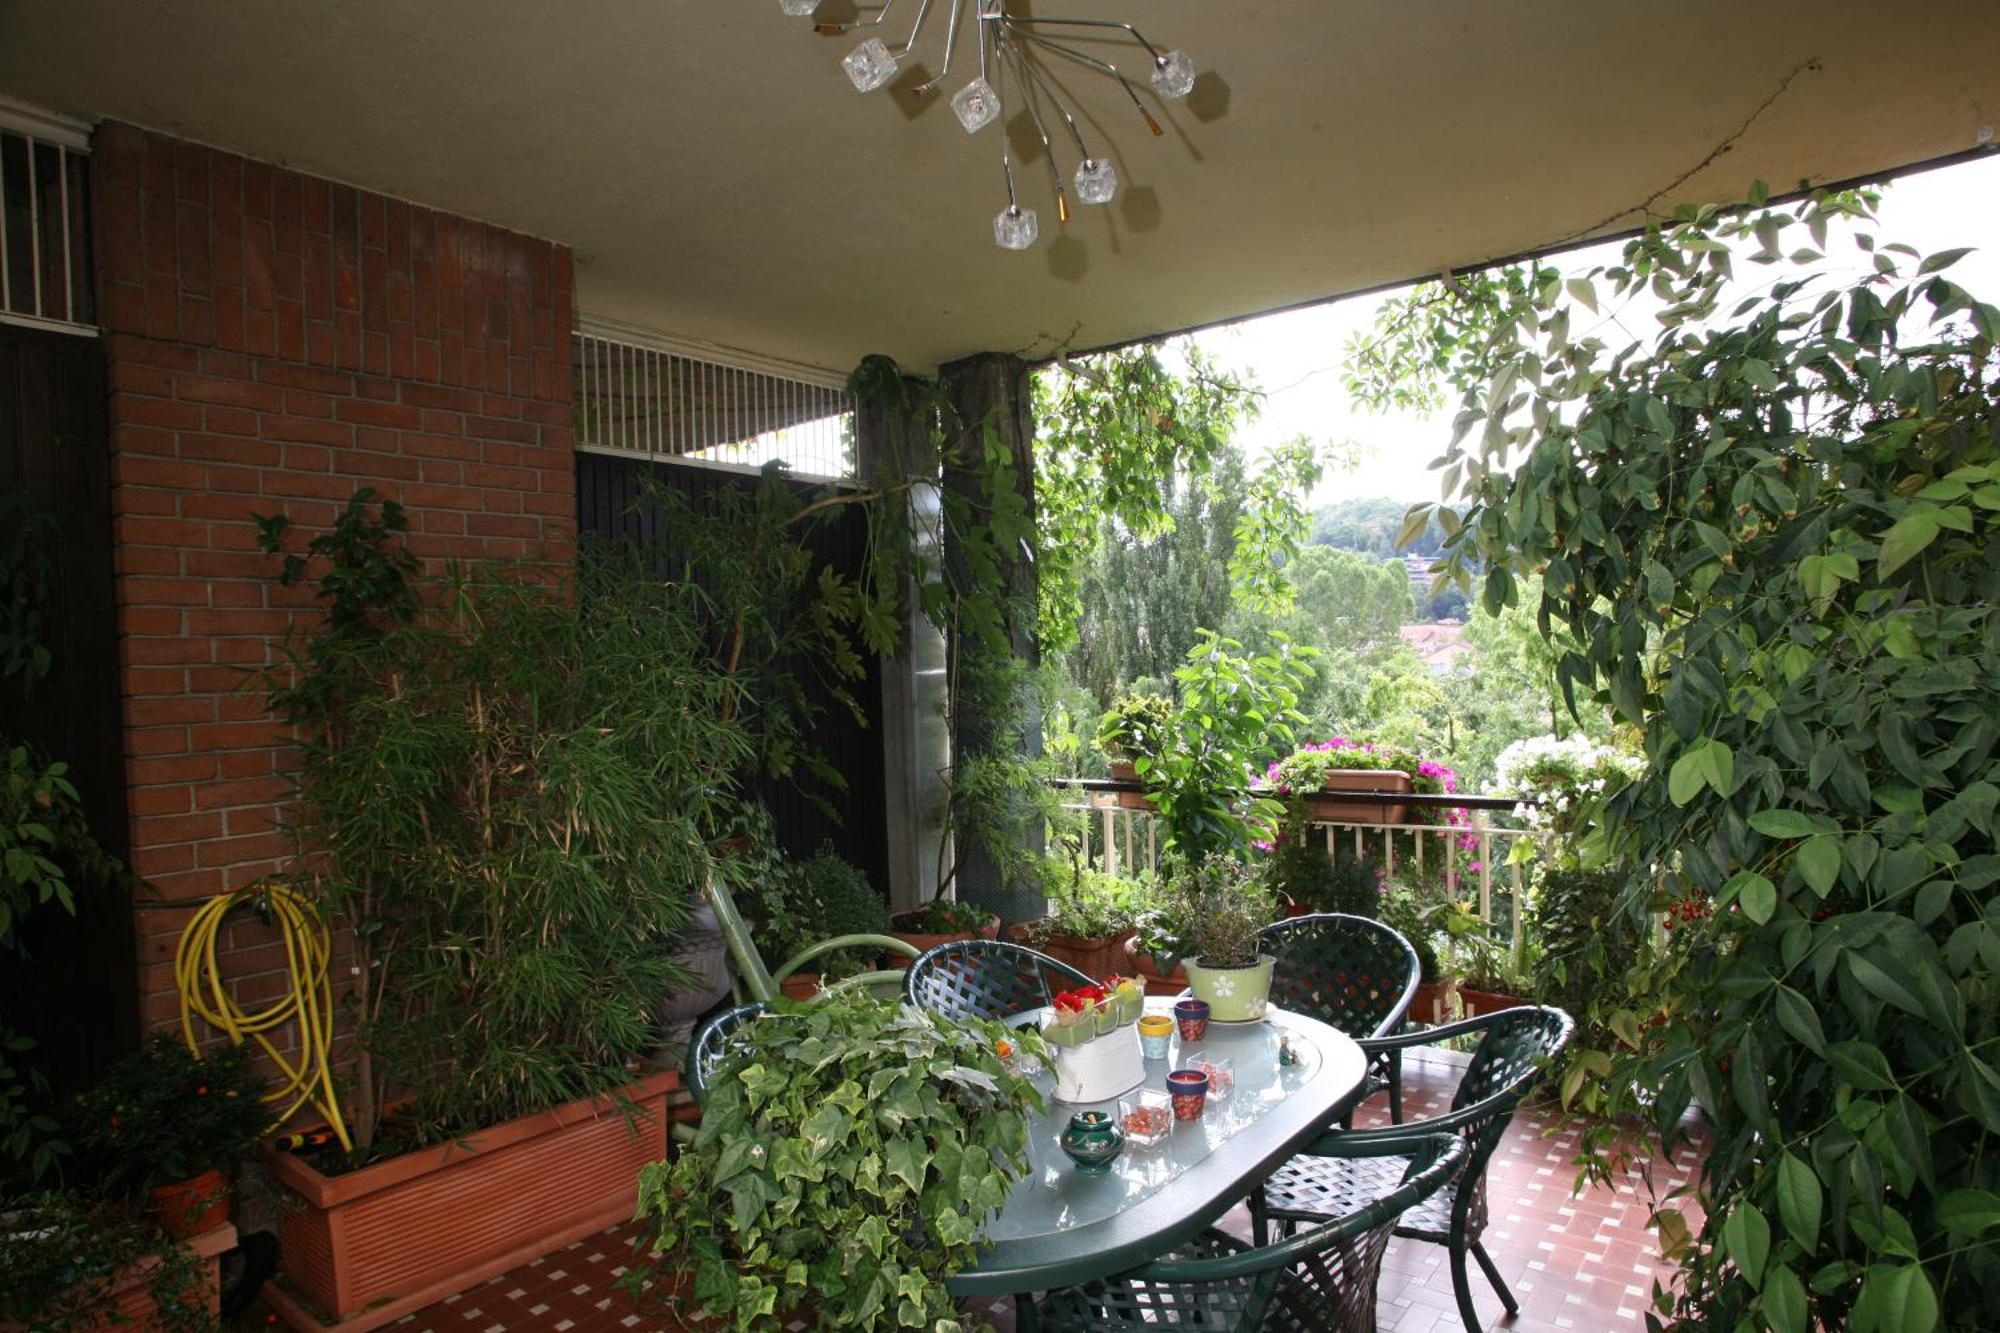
[90,122,575,1037]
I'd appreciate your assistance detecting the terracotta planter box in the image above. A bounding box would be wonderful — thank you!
[882,910,1000,970]
[1105,760,1155,811]
[0,1223,235,1333]
[261,1070,677,1331]
[1298,770,1413,826]
[1121,933,1187,997]
[1006,925,1131,981]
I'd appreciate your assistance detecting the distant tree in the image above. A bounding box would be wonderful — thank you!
[1312,496,1449,558]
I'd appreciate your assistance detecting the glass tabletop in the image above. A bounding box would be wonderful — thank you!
[952,999,1366,1295]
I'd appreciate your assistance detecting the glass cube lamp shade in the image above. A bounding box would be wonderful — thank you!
[1150,49,1196,99]
[951,78,1002,133]
[994,205,1039,250]
[1074,158,1118,204]
[843,38,899,92]
[778,0,820,15]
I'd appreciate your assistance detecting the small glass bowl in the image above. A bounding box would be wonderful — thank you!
[1190,1055,1234,1099]
[1118,1089,1174,1147]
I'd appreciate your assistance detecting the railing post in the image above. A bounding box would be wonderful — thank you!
[1476,809,1493,925]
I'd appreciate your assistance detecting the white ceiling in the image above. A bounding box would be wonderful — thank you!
[4,1,1997,376]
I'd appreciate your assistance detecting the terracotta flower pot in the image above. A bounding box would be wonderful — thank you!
[1122,934,1186,996]
[149,1166,230,1239]
[1298,770,1414,826]
[1006,925,1130,980]
[882,910,1000,970]
[778,971,823,1001]
[260,1069,677,1332]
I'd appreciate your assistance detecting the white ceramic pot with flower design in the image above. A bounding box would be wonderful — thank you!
[1182,954,1275,1022]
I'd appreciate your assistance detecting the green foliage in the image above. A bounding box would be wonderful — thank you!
[1158,854,1276,969]
[1262,842,1380,917]
[255,488,420,640]
[637,472,873,805]
[1411,186,2000,1329]
[69,1036,268,1193]
[898,898,991,935]
[1023,862,1150,940]
[1143,632,1316,861]
[1093,691,1171,763]
[0,1189,219,1331]
[782,844,891,978]
[260,500,751,1155]
[1033,343,1260,653]
[637,992,1044,1331]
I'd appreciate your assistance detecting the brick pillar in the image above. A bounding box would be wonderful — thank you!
[90,122,575,1042]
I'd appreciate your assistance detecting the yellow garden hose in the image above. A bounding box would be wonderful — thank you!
[174,882,353,1153]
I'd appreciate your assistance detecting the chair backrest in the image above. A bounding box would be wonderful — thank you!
[902,938,1097,1022]
[1259,913,1421,1042]
[1129,1133,1467,1332]
[1452,1004,1575,1164]
[685,1001,770,1102]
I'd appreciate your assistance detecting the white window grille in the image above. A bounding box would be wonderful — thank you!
[573,328,855,481]
[0,101,93,336]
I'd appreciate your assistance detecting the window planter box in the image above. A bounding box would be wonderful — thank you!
[259,1070,677,1332]
[1105,759,1155,811]
[1297,770,1413,826]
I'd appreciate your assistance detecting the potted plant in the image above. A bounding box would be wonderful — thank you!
[885,895,1000,967]
[69,1036,268,1239]
[1,1189,234,1331]
[637,990,1045,1330]
[1008,862,1144,978]
[251,498,745,1329]
[1160,855,1279,1022]
[1094,691,1171,807]
[1260,841,1381,919]
[763,843,891,999]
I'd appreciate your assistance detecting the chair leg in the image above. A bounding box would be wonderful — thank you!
[1449,1242,1482,1333]
[1014,1292,1039,1333]
[1387,1049,1404,1125]
[1249,1188,1269,1247]
[1471,1239,1519,1316]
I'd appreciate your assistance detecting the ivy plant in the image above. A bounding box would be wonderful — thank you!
[638,991,1045,1331]
[1390,186,2000,1330]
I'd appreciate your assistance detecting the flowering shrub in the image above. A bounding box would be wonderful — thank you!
[1493,734,1641,845]
[1264,737,1475,860]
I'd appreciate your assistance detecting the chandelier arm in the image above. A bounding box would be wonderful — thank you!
[1003,36,1070,223]
[1015,47,1092,161]
[896,0,940,57]
[1011,30,1162,135]
[993,15,1165,65]
[815,0,901,36]
[911,0,968,95]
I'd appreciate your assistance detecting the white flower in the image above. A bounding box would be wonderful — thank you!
[1210,974,1237,997]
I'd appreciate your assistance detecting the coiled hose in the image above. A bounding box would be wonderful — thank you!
[174,881,352,1153]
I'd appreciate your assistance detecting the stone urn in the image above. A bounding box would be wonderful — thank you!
[655,897,734,1054]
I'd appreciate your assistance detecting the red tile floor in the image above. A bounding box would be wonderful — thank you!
[292,1048,1703,1332]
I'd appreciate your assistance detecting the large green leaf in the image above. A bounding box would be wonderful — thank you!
[1776,1152,1822,1247]
[1721,1202,1771,1288]
[1876,509,1941,577]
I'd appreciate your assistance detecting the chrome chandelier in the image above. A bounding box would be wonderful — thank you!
[777,0,1197,250]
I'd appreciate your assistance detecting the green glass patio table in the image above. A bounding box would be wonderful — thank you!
[949,997,1368,1297]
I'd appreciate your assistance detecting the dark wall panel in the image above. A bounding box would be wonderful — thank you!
[574,452,889,894]
[0,323,139,1095]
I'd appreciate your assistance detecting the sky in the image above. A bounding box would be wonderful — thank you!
[1187,151,2000,506]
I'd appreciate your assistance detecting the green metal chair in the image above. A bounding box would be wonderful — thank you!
[902,938,1097,1023]
[1255,1005,1575,1333]
[701,865,919,1004]
[1259,913,1421,1123]
[1024,1133,1468,1333]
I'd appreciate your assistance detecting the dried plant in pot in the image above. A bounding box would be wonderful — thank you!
[1162,854,1279,1022]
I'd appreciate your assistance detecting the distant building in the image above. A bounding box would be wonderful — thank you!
[1399,621,1471,675]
